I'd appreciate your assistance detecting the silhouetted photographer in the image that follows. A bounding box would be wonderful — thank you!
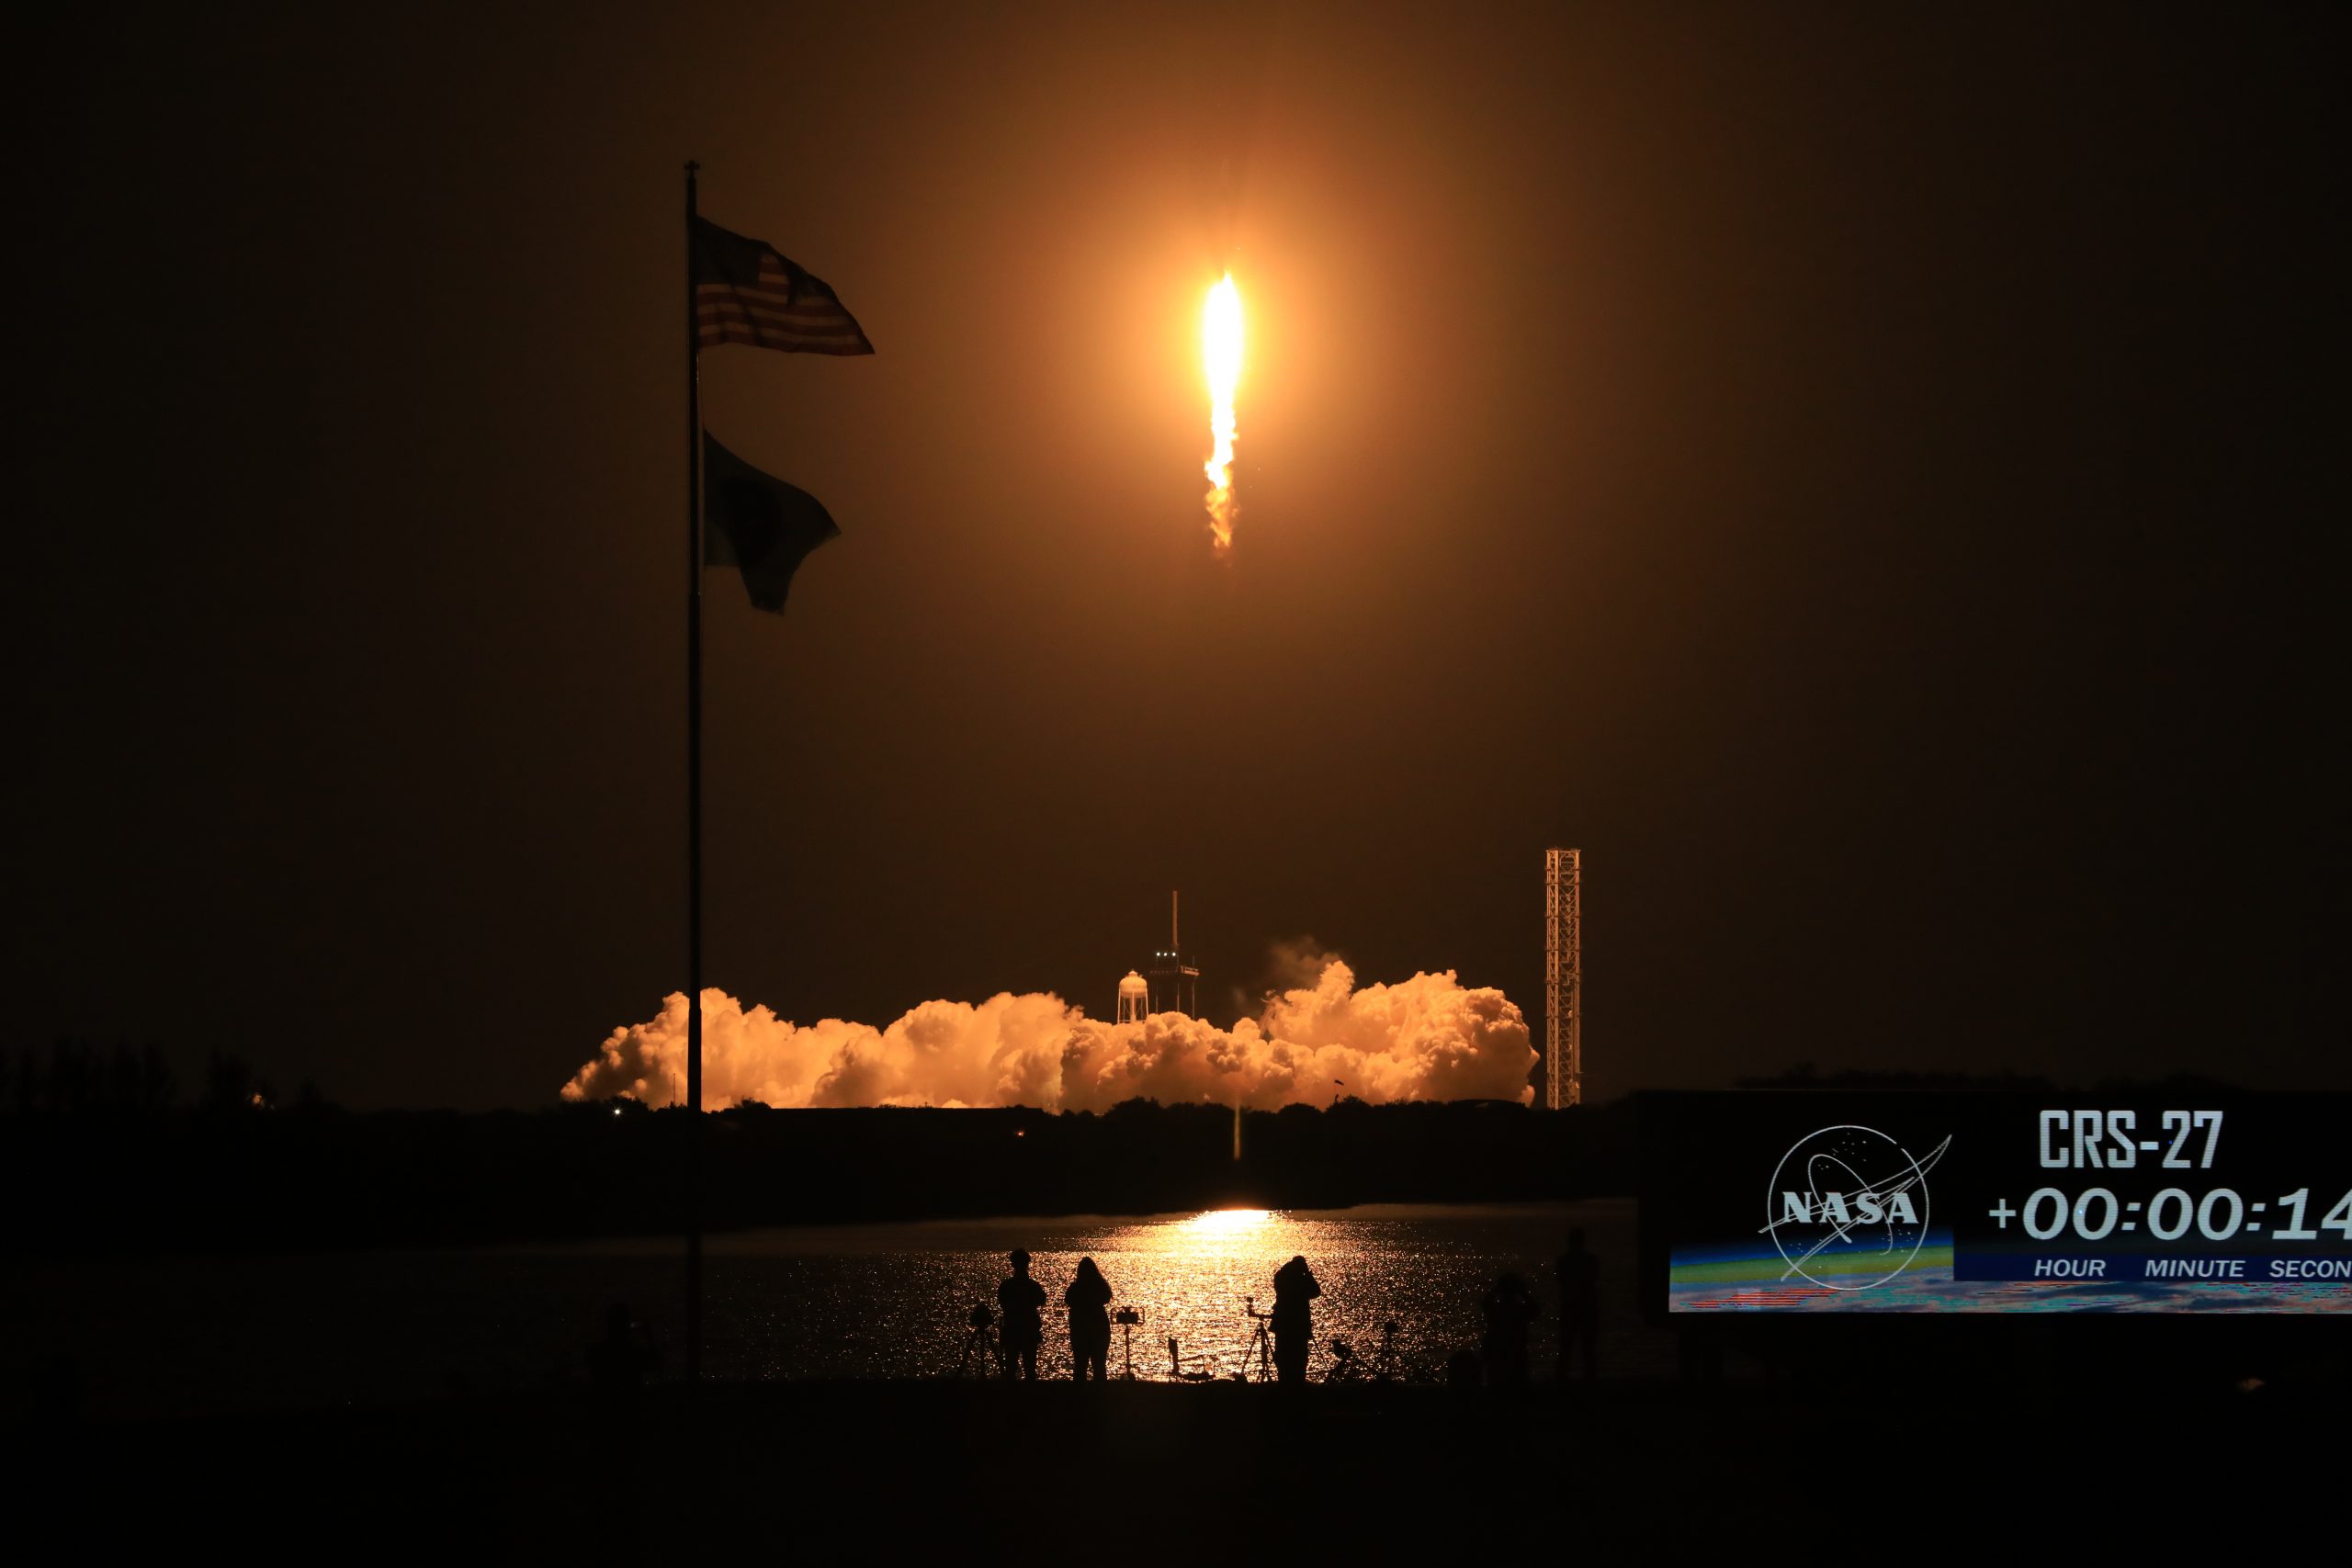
[1065,1257,1114,1382]
[1271,1254,1321,1385]
[997,1248,1046,1381]
[588,1302,659,1413]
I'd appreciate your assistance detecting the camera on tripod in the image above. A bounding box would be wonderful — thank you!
[950,1303,998,1379]
[1112,1305,1141,1326]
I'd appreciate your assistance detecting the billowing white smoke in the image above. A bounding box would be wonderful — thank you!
[561,959,1533,1111]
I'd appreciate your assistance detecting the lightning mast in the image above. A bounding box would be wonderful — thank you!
[1544,848,1582,1109]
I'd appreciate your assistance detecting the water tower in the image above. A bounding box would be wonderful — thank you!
[1116,970,1149,1024]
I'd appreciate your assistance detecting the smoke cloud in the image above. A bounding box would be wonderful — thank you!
[562,959,1533,1111]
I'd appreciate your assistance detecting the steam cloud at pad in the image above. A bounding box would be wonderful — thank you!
[562,959,1534,1111]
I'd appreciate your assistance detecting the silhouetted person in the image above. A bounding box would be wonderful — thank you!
[1271,1255,1320,1384]
[1065,1257,1113,1382]
[1481,1272,1541,1386]
[588,1303,658,1414]
[997,1248,1046,1381]
[582,1303,655,1555]
[1558,1228,1600,1381]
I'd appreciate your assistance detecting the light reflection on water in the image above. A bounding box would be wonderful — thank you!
[707,1201,1635,1382]
[9,1201,1655,1420]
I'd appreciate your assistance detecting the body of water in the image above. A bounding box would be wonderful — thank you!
[701,1201,1646,1382]
[9,1201,1658,1419]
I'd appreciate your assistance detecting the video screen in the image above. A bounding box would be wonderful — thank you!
[1645,1094,2352,1314]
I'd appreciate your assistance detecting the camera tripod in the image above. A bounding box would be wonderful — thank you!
[951,1305,998,1380]
[1238,1298,1276,1382]
[1114,1307,1142,1380]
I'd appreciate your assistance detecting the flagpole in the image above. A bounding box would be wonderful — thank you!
[683,159,706,1389]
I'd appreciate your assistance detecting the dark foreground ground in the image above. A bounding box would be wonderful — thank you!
[11,1361,2340,1560]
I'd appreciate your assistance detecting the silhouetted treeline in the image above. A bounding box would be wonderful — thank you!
[5,1037,330,1117]
[1,1090,1636,1258]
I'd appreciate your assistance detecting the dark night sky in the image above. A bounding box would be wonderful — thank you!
[8,4,2345,1109]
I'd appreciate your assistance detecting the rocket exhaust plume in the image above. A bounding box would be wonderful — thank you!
[564,958,1535,1111]
[1202,273,1243,557]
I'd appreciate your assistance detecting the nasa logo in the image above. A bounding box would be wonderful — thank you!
[1762,1124,1951,1291]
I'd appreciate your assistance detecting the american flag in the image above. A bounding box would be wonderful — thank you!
[691,216,873,355]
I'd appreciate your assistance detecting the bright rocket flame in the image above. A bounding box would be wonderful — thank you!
[1203,273,1242,557]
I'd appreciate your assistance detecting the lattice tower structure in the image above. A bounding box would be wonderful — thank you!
[1544,847,1582,1110]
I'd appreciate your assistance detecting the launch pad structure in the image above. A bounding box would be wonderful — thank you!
[1544,848,1582,1110]
[1146,891,1200,1019]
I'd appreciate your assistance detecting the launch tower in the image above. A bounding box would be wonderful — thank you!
[1146,891,1200,1018]
[1544,847,1582,1109]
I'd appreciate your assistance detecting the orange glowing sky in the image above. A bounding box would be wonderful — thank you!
[12,4,2344,1106]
